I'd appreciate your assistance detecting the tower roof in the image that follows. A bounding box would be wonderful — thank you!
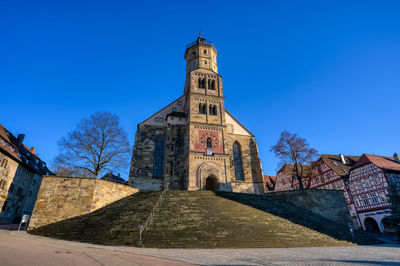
[185,35,217,57]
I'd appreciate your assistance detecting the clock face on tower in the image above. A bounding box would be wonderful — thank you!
[200,132,218,148]
[194,129,223,154]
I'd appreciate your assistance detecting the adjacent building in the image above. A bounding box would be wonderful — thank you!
[348,153,400,233]
[273,153,400,233]
[0,123,52,224]
[263,175,276,192]
[309,154,360,226]
[129,36,265,194]
[274,164,311,191]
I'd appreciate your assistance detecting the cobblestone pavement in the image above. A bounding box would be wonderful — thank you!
[2,230,399,266]
[0,230,194,266]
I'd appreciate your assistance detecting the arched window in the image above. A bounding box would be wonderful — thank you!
[233,142,244,180]
[206,137,212,148]
[211,80,215,90]
[208,79,211,89]
[208,105,217,115]
[202,104,207,114]
[198,78,205,88]
[199,103,202,113]
[153,136,165,178]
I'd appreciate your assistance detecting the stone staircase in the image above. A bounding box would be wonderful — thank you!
[29,191,379,248]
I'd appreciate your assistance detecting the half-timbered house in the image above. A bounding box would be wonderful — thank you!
[348,153,400,233]
[310,154,360,227]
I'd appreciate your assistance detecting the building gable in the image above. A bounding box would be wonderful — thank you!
[140,96,185,126]
[225,110,253,136]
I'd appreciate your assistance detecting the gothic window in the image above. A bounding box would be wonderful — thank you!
[206,137,212,148]
[153,136,165,178]
[233,142,244,181]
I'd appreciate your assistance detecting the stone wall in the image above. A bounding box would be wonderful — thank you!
[129,124,167,191]
[270,189,352,226]
[28,176,138,229]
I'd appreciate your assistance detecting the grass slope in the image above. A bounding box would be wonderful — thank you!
[29,191,379,248]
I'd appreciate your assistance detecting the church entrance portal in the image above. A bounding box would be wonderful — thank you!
[206,176,217,191]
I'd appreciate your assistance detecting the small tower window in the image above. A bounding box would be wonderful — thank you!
[204,61,207,64]
[211,80,215,90]
[204,49,207,54]
[198,78,205,88]
[209,105,217,115]
[207,137,212,148]
[199,103,206,114]
[192,51,196,55]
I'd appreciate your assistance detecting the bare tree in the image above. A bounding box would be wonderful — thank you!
[54,112,131,178]
[271,131,318,189]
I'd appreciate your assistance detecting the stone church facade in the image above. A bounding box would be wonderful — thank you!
[129,36,264,194]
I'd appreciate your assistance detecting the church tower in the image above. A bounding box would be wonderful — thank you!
[182,36,230,191]
[129,35,265,194]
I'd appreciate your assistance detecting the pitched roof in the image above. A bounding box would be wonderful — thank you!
[0,123,52,176]
[0,123,21,162]
[100,172,126,183]
[263,175,276,185]
[277,164,312,174]
[224,110,254,137]
[315,154,360,176]
[353,154,400,172]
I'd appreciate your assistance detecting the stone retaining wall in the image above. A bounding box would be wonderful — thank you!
[28,176,138,229]
[270,189,352,226]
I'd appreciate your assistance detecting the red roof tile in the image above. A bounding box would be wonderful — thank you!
[353,154,400,172]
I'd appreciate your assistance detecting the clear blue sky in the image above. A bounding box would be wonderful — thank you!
[1,0,399,178]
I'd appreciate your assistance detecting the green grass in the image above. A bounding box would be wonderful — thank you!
[29,191,380,248]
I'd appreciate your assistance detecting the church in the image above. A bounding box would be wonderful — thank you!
[129,36,265,194]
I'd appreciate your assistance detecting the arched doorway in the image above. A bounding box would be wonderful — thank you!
[206,176,217,191]
[364,217,380,232]
[382,217,396,233]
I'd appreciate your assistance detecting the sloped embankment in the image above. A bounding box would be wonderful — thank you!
[29,191,379,248]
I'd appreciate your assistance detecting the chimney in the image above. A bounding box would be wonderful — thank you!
[394,153,400,162]
[339,154,347,164]
[17,134,25,145]
[30,147,36,154]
